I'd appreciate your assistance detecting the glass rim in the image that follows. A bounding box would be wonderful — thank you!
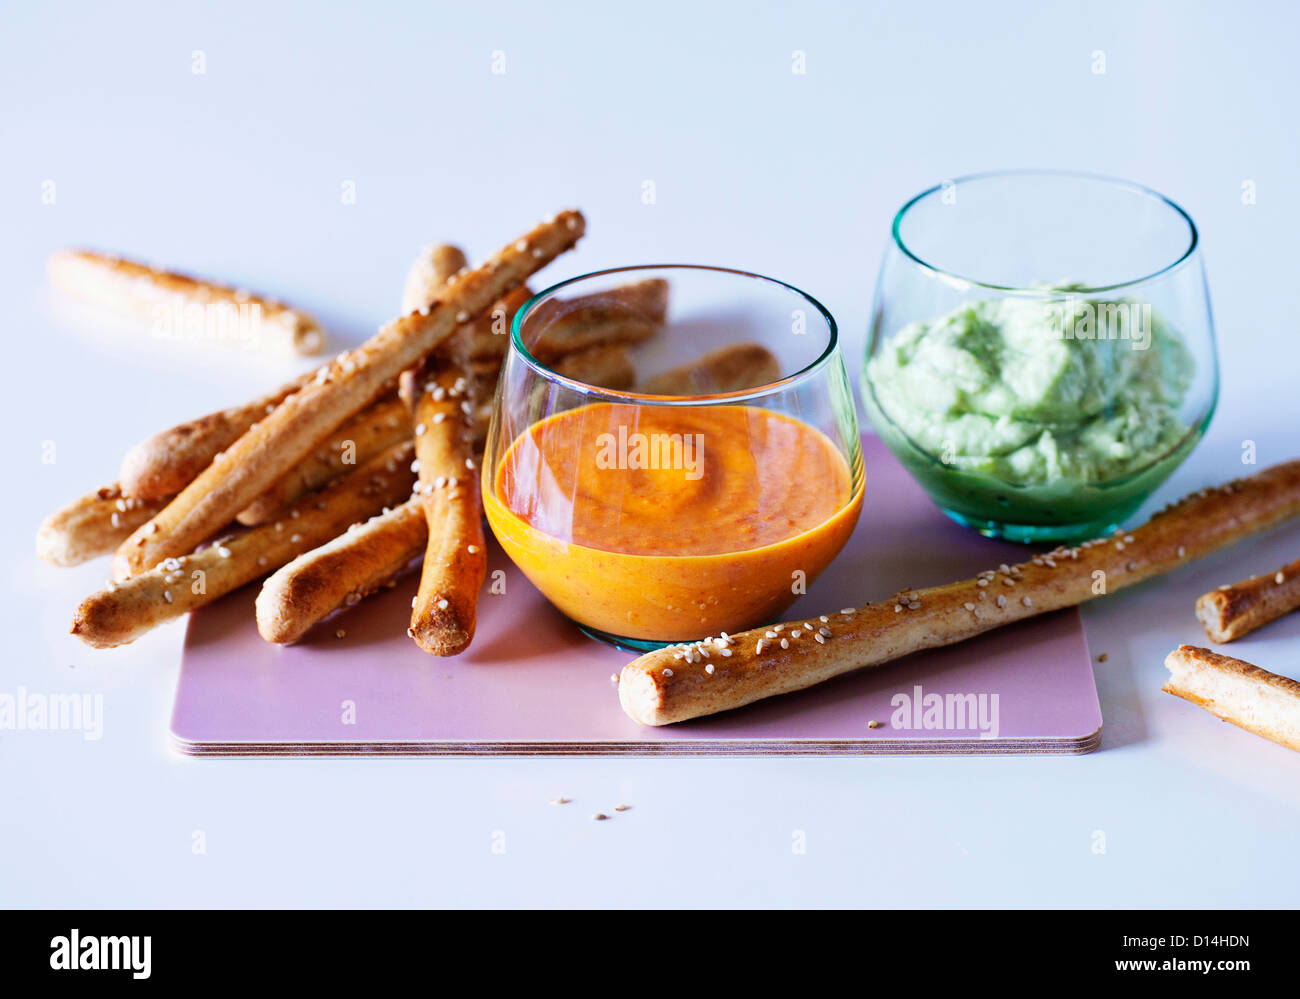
[891,169,1201,295]
[509,263,840,406]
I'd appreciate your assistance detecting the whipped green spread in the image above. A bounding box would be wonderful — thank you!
[866,293,1194,486]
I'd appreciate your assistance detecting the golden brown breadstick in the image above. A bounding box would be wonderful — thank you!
[400,344,487,656]
[551,343,637,389]
[114,210,585,579]
[119,373,312,500]
[1164,645,1300,753]
[525,278,666,362]
[465,284,534,361]
[256,497,428,644]
[620,459,1300,725]
[37,484,170,567]
[71,443,416,649]
[235,393,409,524]
[401,244,468,315]
[1195,557,1300,642]
[48,249,325,356]
[638,342,781,395]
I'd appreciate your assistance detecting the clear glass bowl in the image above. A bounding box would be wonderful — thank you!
[862,170,1219,543]
[482,265,863,651]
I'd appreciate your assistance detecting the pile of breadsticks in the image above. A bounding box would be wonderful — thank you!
[39,209,648,655]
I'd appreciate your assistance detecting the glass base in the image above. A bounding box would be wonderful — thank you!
[576,623,683,653]
[940,507,1120,545]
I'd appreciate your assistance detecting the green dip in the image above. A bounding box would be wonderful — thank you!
[864,292,1200,538]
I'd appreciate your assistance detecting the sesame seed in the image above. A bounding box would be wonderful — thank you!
[716,651,729,660]
[840,607,855,615]
[163,590,173,603]
[867,720,883,729]
[964,602,975,611]
[1124,535,1134,544]
[290,534,301,543]
[111,512,121,528]
[1177,546,1186,558]
[1127,561,1138,571]
[663,668,673,677]
[592,813,608,821]
[997,594,1007,608]
[432,412,446,423]
[1277,571,1286,584]
[1116,541,1125,551]
[415,423,426,436]
[610,674,619,683]
[977,578,988,587]
[437,598,449,610]
[765,630,777,639]
[780,638,789,649]
[755,640,765,654]
[515,239,528,252]
[456,310,469,323]
[791,630,802,638]
[814,632,825,644]
[335,629,346,639]
[216,545,231,559]
[819,615,828,622]
[467,545,479,554]
[1021,596,1033,607]
[1002,577,1014,586]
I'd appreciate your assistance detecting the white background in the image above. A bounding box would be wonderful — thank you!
[3,0,1299,907]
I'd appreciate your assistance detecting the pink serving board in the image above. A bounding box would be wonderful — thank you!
[172,435,1101,756]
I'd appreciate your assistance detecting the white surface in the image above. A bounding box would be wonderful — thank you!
[3,0,1299,908]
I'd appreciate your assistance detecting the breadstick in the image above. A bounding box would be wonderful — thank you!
[114,210,585,579]
[551,343,637,389]
[235,392,409,524]
[1195,557,1300,642]
[256,497,428,644]
[119,373,312,500]
[638,342,780,395]
[400,344,487,656]
[48,249,325,356]
[1163,645,1300,753]
[619,459,1300,725]
[37,484,170,567]
[466,285,534,361]
[525,278,666,362]
[71,443,416,649]
[401,244,468,315]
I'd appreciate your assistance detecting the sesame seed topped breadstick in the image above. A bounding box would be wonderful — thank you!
[48,249,326,356]
[113,210,585,579]
[37,484,170,567]
[401,339,486,656]
[620,458,1300,725]
[71,442,416,649]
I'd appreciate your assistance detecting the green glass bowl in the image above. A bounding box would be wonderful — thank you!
[862,171,1220,544]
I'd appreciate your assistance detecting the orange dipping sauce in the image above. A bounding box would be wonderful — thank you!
[484,403,863,641]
